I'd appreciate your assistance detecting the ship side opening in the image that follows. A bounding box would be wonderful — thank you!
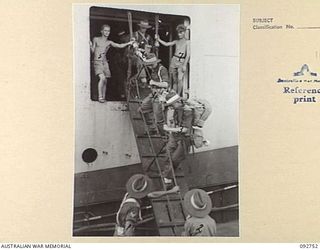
[89,6,190,102]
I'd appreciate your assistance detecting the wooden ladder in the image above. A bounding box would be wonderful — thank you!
[126,60,189,236]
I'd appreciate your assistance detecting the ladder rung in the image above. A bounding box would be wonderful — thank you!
[128,99,142,103]
[158,221,185,228]
[132,117,143,120]
[149,173,185,178]
[150,195,183,202]
[149,195,182,203]
[141,154,167,158]
[137,135,167,139]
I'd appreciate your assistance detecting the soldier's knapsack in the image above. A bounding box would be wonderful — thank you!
[186,98,212,148]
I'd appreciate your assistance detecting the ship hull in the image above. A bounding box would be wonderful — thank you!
[74,145,238,206]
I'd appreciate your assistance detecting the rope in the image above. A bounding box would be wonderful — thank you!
[144,142,167,172]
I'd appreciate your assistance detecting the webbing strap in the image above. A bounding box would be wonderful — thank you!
[116,193,142,225]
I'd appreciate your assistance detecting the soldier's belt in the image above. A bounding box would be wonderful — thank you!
[173,54,186,61]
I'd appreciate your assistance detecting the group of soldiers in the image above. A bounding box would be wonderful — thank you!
[90,19,190,102]
[90,19,211,184]
[90,19,215,237]
[114,55,215,235]
[114,174,217,237]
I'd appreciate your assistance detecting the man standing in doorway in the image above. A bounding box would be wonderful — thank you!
[156,24,190,97]
[90,24,133,103]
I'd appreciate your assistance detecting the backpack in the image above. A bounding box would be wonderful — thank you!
[186,98,212,127]
[164,98,212,149]
[185,98,212,148]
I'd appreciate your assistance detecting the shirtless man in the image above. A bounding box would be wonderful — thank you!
[156,24,190,96]
[90,24,133,103]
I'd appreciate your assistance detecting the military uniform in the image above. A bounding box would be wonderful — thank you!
[186,98,212,148]
[182,189,217,237]
[133,30,154,50]
[187,98,212,128]
[140,62,169,134]
[113,174,153,237]
[162,103,193,179]
[114,194,141,236]
[132,29,154,80]
[183,215,217,236]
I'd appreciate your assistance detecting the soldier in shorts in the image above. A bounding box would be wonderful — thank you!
[156,24,190,96]
[90,24,133,103]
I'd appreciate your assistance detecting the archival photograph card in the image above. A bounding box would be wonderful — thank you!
[73,4,239,237]
[0,0,319,244]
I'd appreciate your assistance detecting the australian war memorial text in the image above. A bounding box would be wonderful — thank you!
[0,245,71,249]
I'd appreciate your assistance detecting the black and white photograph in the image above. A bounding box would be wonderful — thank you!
[73,4,239,237]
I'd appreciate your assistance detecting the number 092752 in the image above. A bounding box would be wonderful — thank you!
[300,244,318,249]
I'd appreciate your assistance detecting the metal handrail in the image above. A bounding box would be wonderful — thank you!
[207,184,238,195]
[73,216,155,234]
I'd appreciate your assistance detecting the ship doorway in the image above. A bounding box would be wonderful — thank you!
[89,6,190,102]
